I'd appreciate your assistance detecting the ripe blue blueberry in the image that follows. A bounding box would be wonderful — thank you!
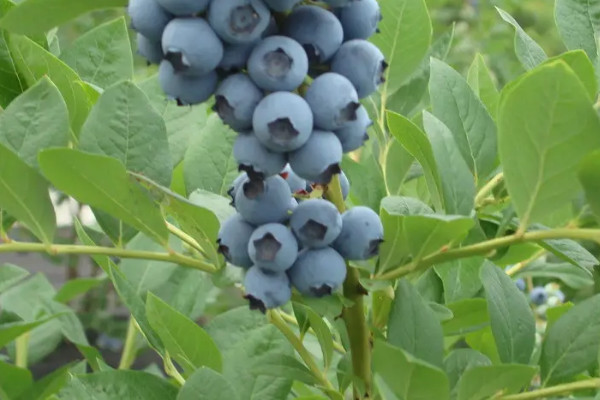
[515,278,526,291]
[128,0,172,42]
[227,172,247,205]
[290,199,342,248]
[333,206,383,260]
[233,132,287,180]
[263,0,301,11]
[217,213,255,268]
[136,34,163,65]
[252,92,313,152]
[339,171,350,200]
[289,197,299,212]
[235,175,292,225]
[305,73,360,131]
[281,164,307,194]
[334,105,372,152]
[158,60,218,105]
[155,0,210,16]
[244,266,291,312]
[208,0,271,44]
[214,74,263,131]
[288,130,343,183]
[338,0,381,40]
[331,39,387,98]
[288,247,347,297]
[283,6,343,63]
[219,43,256,72]
[323,0,356,6]
[529,286,548,306]
[162,18,224,76]
[248,36,308,91]
[248,223,299,272]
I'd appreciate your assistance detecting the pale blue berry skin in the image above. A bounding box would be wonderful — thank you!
[290,199,342,248]
[283,6,343,63]
[235,175,292,225]
[136,34,163,64]
[281,164,306,193]
[323,0,356,6]
[162,18,224,76]
[228,172,247,205]
[215,74,263,131]
[128,0,172,42]
[219,43,256,72]
[248,36,308,91]
[288,130,343,183]
[334,105,372,152]
[158,60,218,105]
[515,278,526,291]
[263,0,301,11]
[338,0,381,40]
[155,0,211,16]
[252,92,314,153]
[305,73,360,131]
[333,206,383,260]
[339,171,350,200]
[331,40,387,98]
[208,0,271,44]
[233,132,287,179]
[530,286,548,305]
[248,223,299,272]
[217,213,255,268]
[288,247,347,297]
[244,266,291,310]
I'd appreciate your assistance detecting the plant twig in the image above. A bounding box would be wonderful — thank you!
[118,318,139,370]
[15,332,30,368]
[475,172,504,206]
[496,378,600,400]
[164,352,186,386]
[166,222,209,258]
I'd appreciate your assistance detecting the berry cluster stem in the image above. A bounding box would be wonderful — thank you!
[118,318,139,370]
[494,378,600,400]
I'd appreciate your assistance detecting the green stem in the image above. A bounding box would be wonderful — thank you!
[15,332,30,368]
[0,242,217,274]
[164,352,186,386]
[118,318,139,370]
[496,378,600,400]
[166,222,209,258]
[376,228,600,281]
[475,172,504,207]
[279,311,346,354]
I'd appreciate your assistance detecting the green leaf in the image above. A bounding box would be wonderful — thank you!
[370,0,432,94]
[19,362,73,400]
[386,111,443,211]
[546,302,573,329]
[341,149,387,211]
[0,76,68,168]
[0,359,32,399]
[516,262,594,289]
[580,149,600,223]
[444,349,491,392]
[58,370,177,400]
[542,50,598,100]
[429,58,497,182]
[0,273,55,320]
[434,257,484,304]
[387,279,444,367]
[60,17,133,88]
[373,340,450,400]
[0,0,127,36]
[54,277,106,303]
[467,53,500,118]
[442,299,489,336]
[8,35,92,133]
[541,293,600,383]
[383,140,414,195]
[79,80,171,186]
[293,304,334,369]
[498,60,600,229]
[43,301,89,346]
[177,368,239,400]
[464,326,500,365]
[146,293,222,375]
[0,31,25,108]
[0,314,61,349]
[496,7,548,70]
[0,143,55,243]
[38,148,168,245]
[555,0,600,66]
[481,262,535,364]
[0,263,28,294]
[456,364,537,400]
[206,307,293,400]
[188,189,236,224]
[250,353,320,385]
[422,111,475,215]
[183,114,238,197]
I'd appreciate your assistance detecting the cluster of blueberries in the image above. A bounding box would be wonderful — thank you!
[128,0,386,311]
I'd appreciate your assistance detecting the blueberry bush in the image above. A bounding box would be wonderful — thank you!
[1,0,600,399]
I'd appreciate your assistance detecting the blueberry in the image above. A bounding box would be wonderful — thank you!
[529,286,548,306]
[554,290,566,303]
[219,43,256,72]
[263,0,301,11]
[331,39,387,98]
[281,164,307,193]
[208,0,271,44]
[334,105,372,152]
[333,206,383,260]
[338,0,381,40]
[158,60,218,105]
[248,36,308,91]
[288,130,342,183]
[248,223,298,272]
[155,0,210,16]
[290,199,342,248]
[136,33,163,65]
[128,0,172,42]
[217,213,255,268]
[288,247,347,297]
[305,73,360,131]
[244,266,291,312]
[282,6,343,63]
[235,175,292,225]
[233,132,287,180]
[515,278,526,291]
[288,197,299,212]
[339,171,350,200]
[162,18,224,76]
[252,92,313,152]
[215,74,263,131]
[323,0,356,6]
[227,172,248,205]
